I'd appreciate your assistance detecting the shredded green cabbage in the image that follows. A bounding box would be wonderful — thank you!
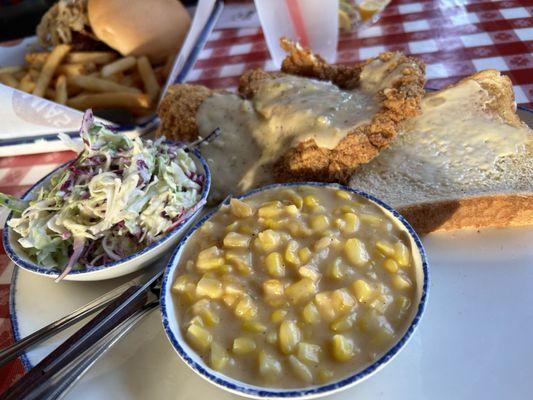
[6,110,204,281]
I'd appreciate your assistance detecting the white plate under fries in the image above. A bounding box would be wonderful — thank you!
[9,108,533,399]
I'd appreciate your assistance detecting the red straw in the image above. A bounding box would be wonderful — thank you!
[285,0,309,47]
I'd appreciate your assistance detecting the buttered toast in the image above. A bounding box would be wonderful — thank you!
[349,70,533,233]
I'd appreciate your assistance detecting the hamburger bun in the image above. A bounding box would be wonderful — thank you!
[88,0,191,62]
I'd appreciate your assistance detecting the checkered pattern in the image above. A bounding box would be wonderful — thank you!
[190,0,533,108]
[0,0,532,394]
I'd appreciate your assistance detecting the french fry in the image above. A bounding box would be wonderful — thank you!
[19,73,35,93]
[101,56,136,77]
[24,52,49,67]
[33,44,71,97]
[66,92,150,110]
[67,75,141,94]
[137,56,160,102]
[13,70,26,80]
[45,87,55,99]
[56,63,87,77]
[0,73,19,88]
[66,52,116,65]
[55,75,67,104]
[29,69,40,80]
[0,65,24,75]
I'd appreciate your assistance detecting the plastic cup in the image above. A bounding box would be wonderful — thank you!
[254,0,339,68]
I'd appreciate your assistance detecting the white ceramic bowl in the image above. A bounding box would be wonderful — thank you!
[161,182,429,399]
[3,148,210,282]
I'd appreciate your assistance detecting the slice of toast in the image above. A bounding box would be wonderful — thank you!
[349,70,533,233]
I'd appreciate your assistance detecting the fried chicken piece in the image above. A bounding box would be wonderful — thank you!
[157,83,212,142]
[239,39,425,183]
[157,39,425,184]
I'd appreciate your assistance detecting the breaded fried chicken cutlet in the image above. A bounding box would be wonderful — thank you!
[157,39,425,201]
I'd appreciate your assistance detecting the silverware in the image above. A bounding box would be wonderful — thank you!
[0,270,155,368]
[0,270,162,400]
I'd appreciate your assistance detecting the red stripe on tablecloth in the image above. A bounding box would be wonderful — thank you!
[0,185,32,197]
[204,32,264,48]
[0,151,74,168]
[0,284,9,318]
[0,318,25,392]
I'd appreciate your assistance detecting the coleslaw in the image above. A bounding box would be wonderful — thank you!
[1,110,205,281]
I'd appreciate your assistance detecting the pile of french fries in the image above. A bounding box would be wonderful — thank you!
[0,44,171,115]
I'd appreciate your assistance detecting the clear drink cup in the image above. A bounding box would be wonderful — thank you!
[254,0,339,68]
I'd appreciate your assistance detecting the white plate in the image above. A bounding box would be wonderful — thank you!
[11,226,533,400]
[10,108,533,398]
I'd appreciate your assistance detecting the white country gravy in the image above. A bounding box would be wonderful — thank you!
[196,76,378,202]
[350,79,533,206]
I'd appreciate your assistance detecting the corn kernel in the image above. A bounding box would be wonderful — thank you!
[285,204,299,216]
[242,320,267,333]
[331,334,355,362]
[330,312,357,332]
[336,190,352,200]
[172,274,195,294]
[288,355,313,383]
[357,309,390,333]
[314,292,337,321]
[336,205,356,214]
[391,295,411,322]
[223,232,250,248]
[285,278,317,304]
[340,213,359,235]
[188,315,205,327]
[265,252,285,277]
[314,235,333,251]
[210,342,230,370]
[225,221,239,232]
[222,293,239,307]
[196,246,225,271]
[256,229,281,252]
[302,302,321,324]
[310,215,330,233]
[303,195,319,209]
[279,320,301,354]
[233,337,256,354]
[268,309,287,324]
[325,258,344,280]
[383,258,399,273]
[298,247,312,264]
[289,221,313,238]
[394,241,410,267]
[344,238,369,267]
[298,266,321,281]
[234,295,258,320]
[284,240,301,266]
[368,293,392,314]
[200,306,220,326]
[392,275,412,290]
[196,275,223,299]
[258,351,282,379]
[376,241,395,257]
[200,220,214,233]
[187,324,212,351]
[262,279,285,306]
[318,368,334,383]
[225,252,251,276]
[230,198,253,218]
[351,279,374,303]
[331,288,356,314]
[284,190,303,209]
[360,214,382,225]
[258,202,283,218]
[297,342,321,364]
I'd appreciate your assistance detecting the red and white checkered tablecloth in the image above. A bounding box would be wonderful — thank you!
[0,0,532,393]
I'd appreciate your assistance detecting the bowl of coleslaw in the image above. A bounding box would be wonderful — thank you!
[2,110,210,282]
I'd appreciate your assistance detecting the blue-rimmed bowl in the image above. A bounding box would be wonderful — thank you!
[3,148,210,282]
[161,182,429,399]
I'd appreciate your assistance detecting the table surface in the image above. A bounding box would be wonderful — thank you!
[0,0,532,393]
